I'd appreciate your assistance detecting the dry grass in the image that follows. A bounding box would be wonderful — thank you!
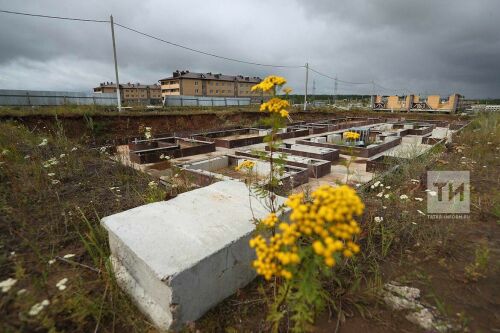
[1,112,497,332]
[0,121,161,332]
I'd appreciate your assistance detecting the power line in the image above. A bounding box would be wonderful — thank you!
[0,9,109,23]
[114,22,305,69]
[308,67,371,85]
[1,8,413,94]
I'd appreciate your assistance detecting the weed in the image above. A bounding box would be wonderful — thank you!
[465,243,490,281]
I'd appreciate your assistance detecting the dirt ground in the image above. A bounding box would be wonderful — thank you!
[1,109,497,333]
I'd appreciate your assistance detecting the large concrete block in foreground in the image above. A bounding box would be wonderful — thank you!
[101,181,284,331]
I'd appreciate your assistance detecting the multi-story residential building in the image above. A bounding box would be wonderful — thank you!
[159,70,272,101]
[93,82,162,105]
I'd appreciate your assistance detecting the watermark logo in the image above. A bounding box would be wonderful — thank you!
[427,171,470,219]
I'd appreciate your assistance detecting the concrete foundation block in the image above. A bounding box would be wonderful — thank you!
[101,181,284,331]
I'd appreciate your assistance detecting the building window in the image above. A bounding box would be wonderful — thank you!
[194,81,198,85]
[216,82,219,86]
[216,90,219,93]
[195,89,199,93]
[210,90,213,93]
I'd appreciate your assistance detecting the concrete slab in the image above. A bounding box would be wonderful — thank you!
[102,181,285,331]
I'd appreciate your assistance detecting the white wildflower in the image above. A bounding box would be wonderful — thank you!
[0,278,17,293]
[51,179,60,185]
[24,155,30,159]
[410,179,419,183]
[384,194,391,199]
[144,127,152,140]
[38,139,48,147]
[417,210,425,215]
[99,146,107,153]
[1,149,9,155]
[59,153,66,158]
[382,206,387,209]
[17,288,27,296]
[48,259,56,265]
[71,147,78,151]
[47,173,55,177]
[148,181,158,189]
[56,278,68,291]
[385,186,391,189]
[411,222,417,225]
[10,251,15,257]
[28,299,50,316]
[278,181,284,186]
[373,181,380,187]
[42,157,58,168]
[63,254,75,259]
[174,174,179,178]
[414,197,424,202]
[374,216,383,223]
[376,191,384,198]
[400,194,409,200]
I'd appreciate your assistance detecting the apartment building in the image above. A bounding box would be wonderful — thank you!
[159,70,272,101]
[93,82,162,105]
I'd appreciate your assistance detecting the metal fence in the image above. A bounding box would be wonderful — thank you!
[0,89,117,106]
[164,95,251,107]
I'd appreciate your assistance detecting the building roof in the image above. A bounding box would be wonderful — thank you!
[95,82,160,89]
[159,70,262,83]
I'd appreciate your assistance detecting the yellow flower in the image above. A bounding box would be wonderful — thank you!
[280,110,289,118]
[251,75,287,92]
[283,87,293,95]
[343,131,361,140]
[260,98,290,115]
[235,160,256,171]
[262,213,279,228]
[250,184,364,280]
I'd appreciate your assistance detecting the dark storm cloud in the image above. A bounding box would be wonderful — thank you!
[0,0,499,97]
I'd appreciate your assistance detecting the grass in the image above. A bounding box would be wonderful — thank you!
[0,121,162,332]
[0,104,472,120]
[0,111,498,332]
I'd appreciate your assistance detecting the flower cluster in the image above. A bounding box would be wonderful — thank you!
[249,223,300,280]
[260,98,290,118]
[144,127,152,140]
[251,75,287,92]
[283,87,293,95]
[262,212,279,227]
[235,160,256,171]
[343,131,361,140]
[250,185,364,280]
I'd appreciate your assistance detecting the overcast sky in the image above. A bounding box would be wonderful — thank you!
[0,0,499,98]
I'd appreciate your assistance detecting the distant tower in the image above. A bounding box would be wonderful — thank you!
[334,76,338,101]
[312,79,316,102]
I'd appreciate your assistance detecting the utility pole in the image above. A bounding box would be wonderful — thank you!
[334,76,338,101]
[110,15,122,112]
[304,62,309,111]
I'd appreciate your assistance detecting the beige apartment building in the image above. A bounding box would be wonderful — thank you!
[159,70,272,100]
[93,82,162,105]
